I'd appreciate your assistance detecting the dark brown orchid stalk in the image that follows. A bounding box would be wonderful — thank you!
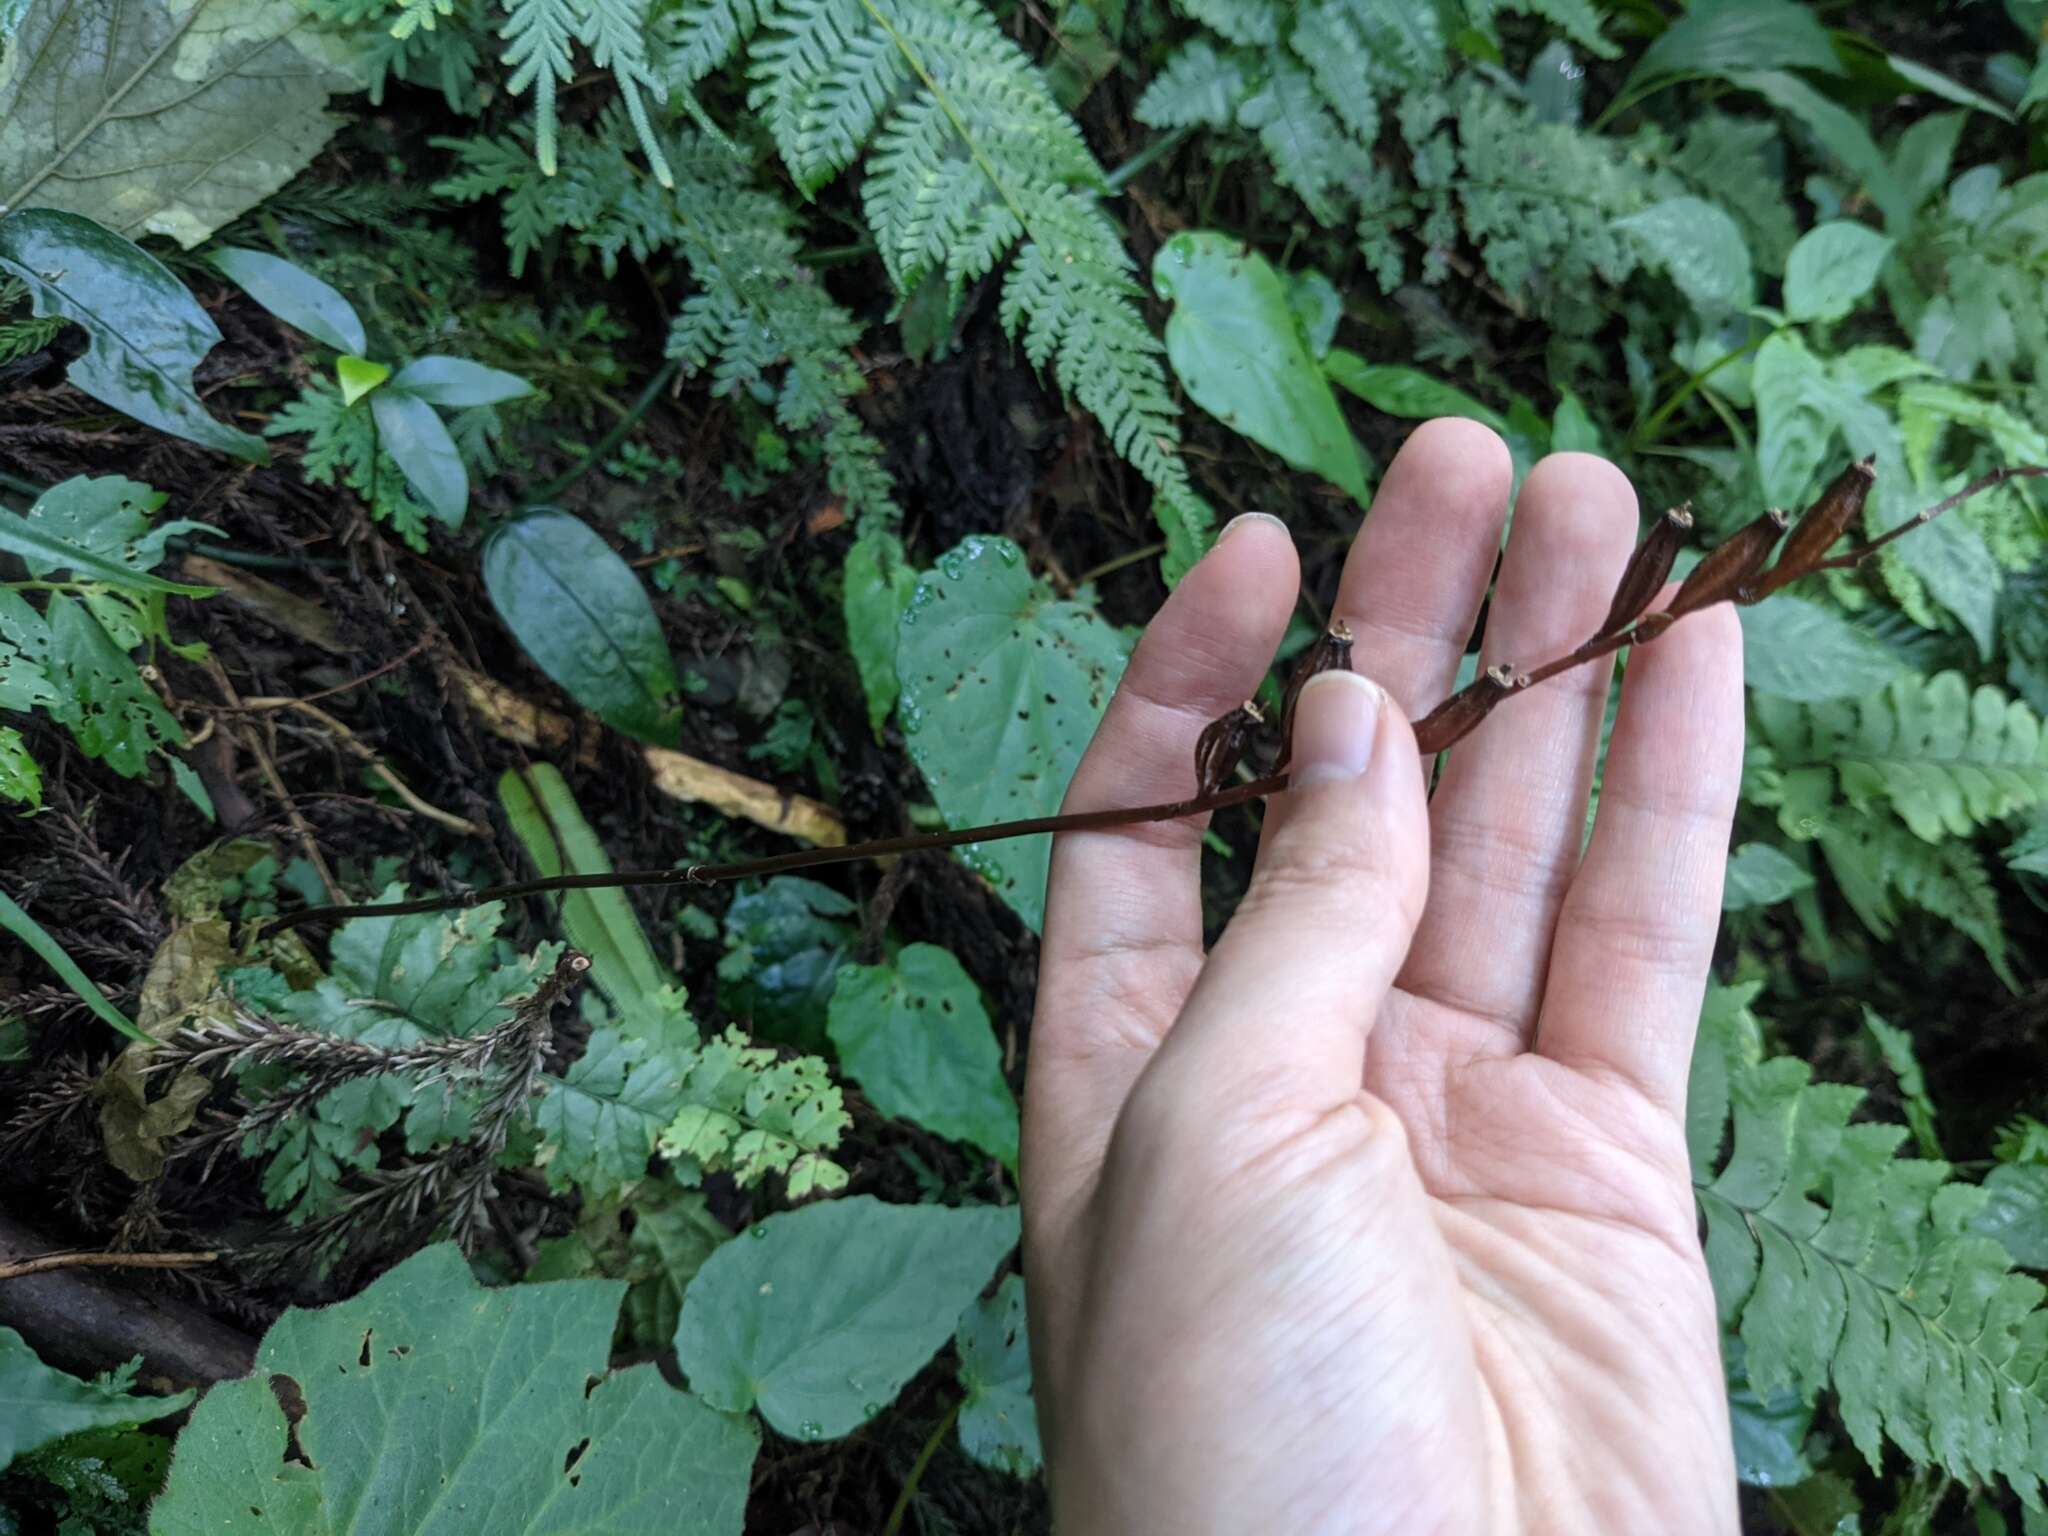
[267,463,2046,935]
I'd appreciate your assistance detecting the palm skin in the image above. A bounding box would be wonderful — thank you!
[1022,420,1745,1534]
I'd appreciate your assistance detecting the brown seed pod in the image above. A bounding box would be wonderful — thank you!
[1745,456,1875,601]
[1666,507,1790,618]
[1592,504,1693,641]
[1412,663,1525,755]
[1193,700,1265,796]
[1274,619,1355,771]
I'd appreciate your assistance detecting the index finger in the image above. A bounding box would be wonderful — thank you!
[1025,516,1298,1242]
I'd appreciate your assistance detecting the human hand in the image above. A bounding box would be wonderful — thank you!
[1022,421,1744,1534]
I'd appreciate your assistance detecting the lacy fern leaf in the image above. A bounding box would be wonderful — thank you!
[676,0,1206,551]
[1691,988,2048,1501]
[499,0,673,184]
[1756,672,2048,843]
[436,116,899,520]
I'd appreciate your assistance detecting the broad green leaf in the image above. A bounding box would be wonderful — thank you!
[210,247,365,354]
[497,764,675,1026]
[1737,596,1907,701]
[0,210,267,462]
[1723,842,1814,911]
[0,478,212,595]
[1152,231,1369,503]
[1627,0,1842,90]
[151,1243,756,1534]
[1750,331,1838,505]
[843,528,917,739]
[0,1331,190,1471]
[335,353,390,405]
[0,890,147,1041]
[1726,1338,1813,1487]
[828,944,1019,1171]
[483,510,684,747]
[894,536,1131,931]
[1782,221,1894,324]
[954,1275,1041,1478]
[1882,55,2013,122]
[674,1196,1019,1440]
[390,355,535,406]
[1284,268,1342,358]
[717,877,856,1054]
[0,0,360,249]
[1323,352,1506,430]
[0,725,39,807]
[1970,1165,2048,1270]
[1894,509,2000,660]
[1613,197,1755,315]
[44,595,184,775]
[370,388,467,524]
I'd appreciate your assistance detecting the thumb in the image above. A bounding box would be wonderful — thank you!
[1159,670,1430,1113]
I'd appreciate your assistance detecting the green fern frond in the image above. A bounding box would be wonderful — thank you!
[1466,0,1617,59]
[437,119,901,520]
[1132,40,1252,130]
[1816,816,2014,989]
[1173,0,1279,48]
[1234,60,1367,226]
[1691,989,2048,1501]
[703,0,1195,529]
[1756,672,2048,843]
[498,0,674,185]
[651,0,765,89]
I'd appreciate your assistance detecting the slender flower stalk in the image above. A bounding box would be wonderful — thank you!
[264,464,2046,935]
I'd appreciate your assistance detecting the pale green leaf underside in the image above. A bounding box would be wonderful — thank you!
[0,0,360,249]
[151,1243,756,1534]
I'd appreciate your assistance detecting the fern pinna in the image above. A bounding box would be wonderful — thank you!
[666,0,1213,568]
[1753,672,2048,986]
[1691,986,2048,1505]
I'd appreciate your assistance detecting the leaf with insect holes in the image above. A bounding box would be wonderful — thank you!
[894,536,1130,932]
[954,1275,1041,1477]
[0,210,268,462]
[150,1243,756,1534]
[674,1196,1018,1440]
[1153,231,1370,503]
[828,944,1018,1171]
[843,528,918,739]
[484,509,684,747]
[211,248,366,354]
[0,1331,191,1471]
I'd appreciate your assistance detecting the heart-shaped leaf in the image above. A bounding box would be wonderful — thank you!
[1152,231,1369,503]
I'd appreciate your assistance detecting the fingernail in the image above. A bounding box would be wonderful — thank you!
[1290,671,1383,786]
[1215,511,1288,545]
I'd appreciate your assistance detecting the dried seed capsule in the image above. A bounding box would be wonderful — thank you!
[1274,619,1355,770]
[1592,504,1693,641]
[1746,456,1875,600]
[1666,507,1790,618]
[1411,663,1524,755]
[1193,700,1265,796]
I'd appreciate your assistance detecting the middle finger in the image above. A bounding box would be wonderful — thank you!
[1397,452,1640,1050]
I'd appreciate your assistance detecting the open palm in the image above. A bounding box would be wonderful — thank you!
[1022,420,1744,1534]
